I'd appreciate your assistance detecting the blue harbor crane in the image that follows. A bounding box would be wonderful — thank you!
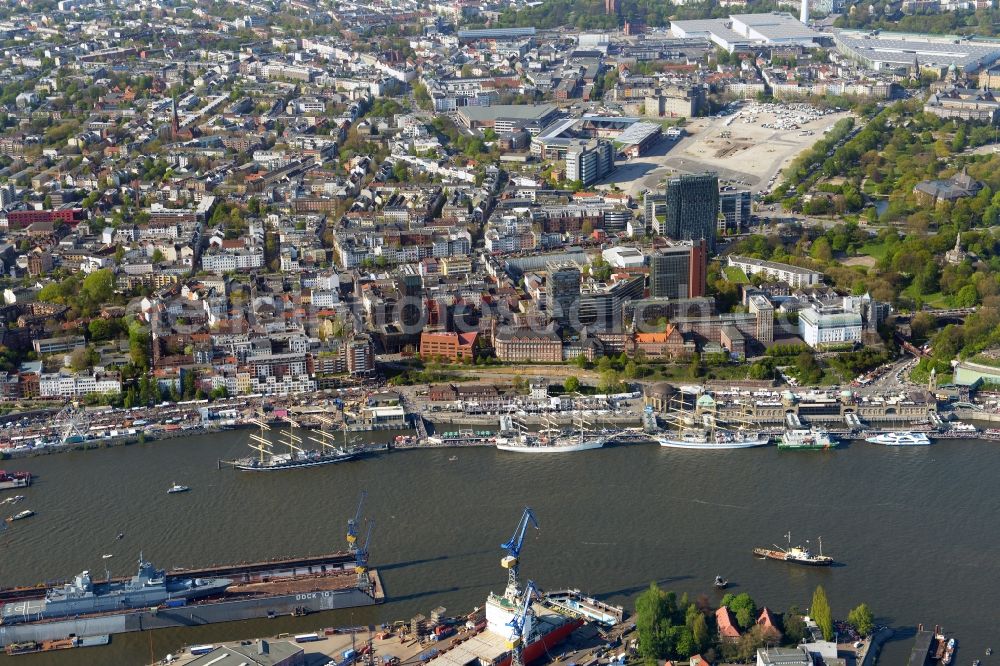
[505,580,538,666]
[347,490,368,554]
[346,491,374,591]
[355,518,375,590]
[501,507,538,599]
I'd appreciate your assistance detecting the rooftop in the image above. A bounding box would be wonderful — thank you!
[835,29,1000,69]
[457,104,558,124]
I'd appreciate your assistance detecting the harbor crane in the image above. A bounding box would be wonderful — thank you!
[347,490,368,553]
[505,580,538,666]
[355,519,375,591]
[501,507,538,600]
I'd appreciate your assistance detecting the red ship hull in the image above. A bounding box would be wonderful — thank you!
[498,618,585,666]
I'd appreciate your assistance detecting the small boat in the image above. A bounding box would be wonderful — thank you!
[943,638,956,665]
[973,660,980,666]
[0,495,24,505]
[448,456,458,462]
[116,532,125,540]
[986,648,991,656]
[714,575,728,589]
[5,509,34,522]
[167,483,190,494]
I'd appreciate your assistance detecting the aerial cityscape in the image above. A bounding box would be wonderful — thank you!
[0,0,998,663]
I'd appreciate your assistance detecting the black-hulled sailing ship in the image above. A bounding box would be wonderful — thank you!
[231,414,363,471]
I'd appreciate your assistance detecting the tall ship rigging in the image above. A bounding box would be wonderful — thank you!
[229,414,364,471]
[495,411,604,453]
[657,391,770,450]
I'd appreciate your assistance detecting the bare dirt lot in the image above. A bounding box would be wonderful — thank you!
[602,105,853,199]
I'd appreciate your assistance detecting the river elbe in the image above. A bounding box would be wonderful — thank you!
[1,430,997,664]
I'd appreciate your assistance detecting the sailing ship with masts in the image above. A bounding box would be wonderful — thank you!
[656,390,770,449]
[496,408,604,453]
[230,413,364,471]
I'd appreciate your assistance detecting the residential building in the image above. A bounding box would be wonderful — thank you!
[663,173,719,252]
[345,334,376,375]
[727,255,823,288]
[716,606,741,641]
[39,371,122,397]
[565,139,615,186]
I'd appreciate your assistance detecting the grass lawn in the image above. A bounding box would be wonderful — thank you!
[900,285,950,308]
[724,266,750,283]
[858,240,891,261]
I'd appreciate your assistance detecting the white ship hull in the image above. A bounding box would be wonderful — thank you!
[864,432,931,446]
[657,437,770,450]
[496,439,604,453]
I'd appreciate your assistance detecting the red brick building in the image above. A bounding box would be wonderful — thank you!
[419,331,478,362]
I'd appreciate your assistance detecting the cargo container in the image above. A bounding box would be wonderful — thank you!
[295,633,321,643]
[190,645,215,655]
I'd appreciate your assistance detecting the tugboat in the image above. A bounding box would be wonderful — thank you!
[714,575,728,589]
[943,638,956,665]
[753,533,833,566]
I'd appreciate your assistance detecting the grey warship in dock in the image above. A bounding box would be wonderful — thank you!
[0,493,382,648]
[1,558,231,624]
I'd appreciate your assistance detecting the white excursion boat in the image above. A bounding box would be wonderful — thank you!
[167,483,190,494]
[865,431,931,446]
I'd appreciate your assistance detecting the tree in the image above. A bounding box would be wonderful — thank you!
[564,376,581,393]
[151,248,165,264]
[847,603,874,637]
[598,369,621,394]
[783,606,807,645]
[81,269,114,306]
[726,592,757,630]
[910,311,936,342]
[68,346,97,372]
[691,613,709,653]
[88,318,113,341]
[635,583,675,664]
[810,236,833,262]
[811,586,834,642]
